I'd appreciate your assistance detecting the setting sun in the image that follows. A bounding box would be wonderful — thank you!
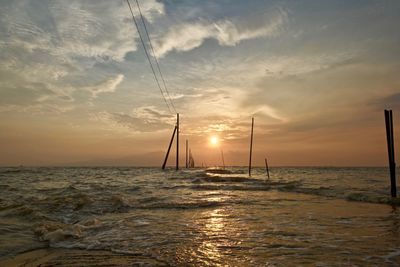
[210,136,219,146]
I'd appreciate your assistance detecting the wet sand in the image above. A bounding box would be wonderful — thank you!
[0,248,168,266]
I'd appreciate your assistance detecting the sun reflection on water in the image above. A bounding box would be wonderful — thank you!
[195,207,244,266]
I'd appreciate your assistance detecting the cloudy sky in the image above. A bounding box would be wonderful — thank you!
[0,0,399,166]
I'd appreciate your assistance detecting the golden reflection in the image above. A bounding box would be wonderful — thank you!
[205,208,225,233]
[195,207,242,266]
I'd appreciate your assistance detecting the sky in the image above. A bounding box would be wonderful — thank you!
[0,0,399,167]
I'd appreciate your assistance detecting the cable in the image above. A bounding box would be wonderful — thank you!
[126,0,172,113]
[134,0,177,113]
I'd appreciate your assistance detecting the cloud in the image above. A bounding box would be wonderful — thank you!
[252,105,287,122]
[0,102,75,114]
[180,114,278,141]
[132,106,173,120]
[0,0,164,61]
[0,1,163,114]
[85,74,124,98]
[0,66,76,113]
[153,9,287,57]
[92,106,174,133]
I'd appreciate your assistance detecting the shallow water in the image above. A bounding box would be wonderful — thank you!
[1,167,400,266]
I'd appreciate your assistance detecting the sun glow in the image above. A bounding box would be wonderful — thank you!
[210,136,219,146]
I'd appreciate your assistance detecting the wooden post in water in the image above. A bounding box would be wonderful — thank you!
[249,117,254,176]
[384,109,397,197]
[176,113,179,170]
[265,158,270,180]
[162,126,177,170]
[220,149,226,169]
[185,139,188,168]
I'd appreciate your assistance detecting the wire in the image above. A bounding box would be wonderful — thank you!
[134,0,177,113]
[126,0,172,113]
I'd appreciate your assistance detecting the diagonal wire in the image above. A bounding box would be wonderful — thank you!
[134,0,177,113]
[126,0,172,113]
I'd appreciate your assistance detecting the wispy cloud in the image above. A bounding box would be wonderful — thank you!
[0,0,164,61]
[0,0,162,113]
[92,106,174,133]
[153,8,287,57]
[132,106,174,121]
[85,74,124,98]
[0,102,75,114]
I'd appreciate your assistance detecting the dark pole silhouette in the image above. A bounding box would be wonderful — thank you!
[249,117,254,176]
[186,139,188,168]
[176,113,179,170]
[162,126,177,170]
[220,149,225,169]
[384,109,396,197]
[265,158,270,180]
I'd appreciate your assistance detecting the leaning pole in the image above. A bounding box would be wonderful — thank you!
[384,109,396,197]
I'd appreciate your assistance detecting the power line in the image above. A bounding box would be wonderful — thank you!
[126,0,172,113]
[134,0,177,113]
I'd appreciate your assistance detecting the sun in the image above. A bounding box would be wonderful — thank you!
[210,136,219,146]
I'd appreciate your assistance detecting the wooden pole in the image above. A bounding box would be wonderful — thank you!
[162,126,177,169]
[185,139,188,168]
[249,117,254,176]
[176,113,179,170]
[265,158,270,180]
[389,110,396,198]
[384,110,397,197]
[389,110,396,197]
[189,148,193,168]
[220,149,225,169]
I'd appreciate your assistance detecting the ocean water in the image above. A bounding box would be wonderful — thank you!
[1,166,400,266]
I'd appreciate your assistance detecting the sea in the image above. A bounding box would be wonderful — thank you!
[1,166,400,266]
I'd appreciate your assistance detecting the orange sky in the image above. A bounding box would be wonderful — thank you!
[0,0,399,166]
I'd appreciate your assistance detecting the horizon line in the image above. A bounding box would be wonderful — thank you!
[0,165,392,168]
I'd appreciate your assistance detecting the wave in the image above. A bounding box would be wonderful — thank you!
[0,184,11,190]
[110,194,131,208]
[205,169,233,174]
[346,193,400,206]
[0,197,22,211]
[107,194,240,211]
[34,218,103,244]
[194,176,261,183]
[0,169,24,174]
[139,201,226,210]
[190,184,270,192]
[188,175,400,206]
